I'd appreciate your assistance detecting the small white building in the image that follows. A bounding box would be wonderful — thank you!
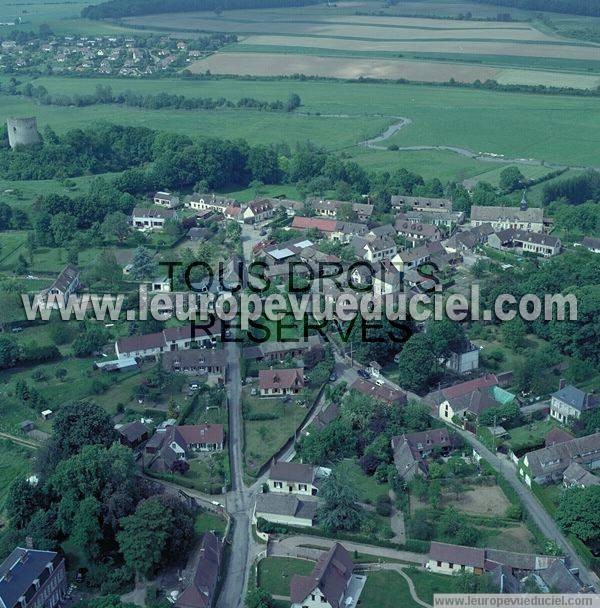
[153,191,181,209]
[427,542,485,576]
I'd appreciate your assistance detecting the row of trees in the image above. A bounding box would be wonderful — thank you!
[82,0,319,19]
[18,83,302,114]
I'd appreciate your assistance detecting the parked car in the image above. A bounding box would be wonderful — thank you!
[357,369,370,380]
[329,372,337,382]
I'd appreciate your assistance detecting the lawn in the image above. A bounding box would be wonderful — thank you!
[243,388,310,477]
[337,459,391,505]
[257,557,314,598]
[0,440,34,521]
[194,510,227,537]
[407,568,467,604]
[360,569,422,608]
[505,419,561,453]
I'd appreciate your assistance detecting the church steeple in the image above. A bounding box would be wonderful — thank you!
[520,190,528,211]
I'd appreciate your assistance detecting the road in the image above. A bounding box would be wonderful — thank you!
[455,426,599,589]
[216,224,264,608]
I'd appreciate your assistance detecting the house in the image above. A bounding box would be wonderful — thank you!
[0,547,67,608]
[188,194,234,214]
[350,378,407,406]
[258,368,304,396]
[550,380,599,422]
[351,235,396,262]
[162,349,228,379]
[391,428,455,481]
[518,432,600,487]
[19,420,35,433]
[242,336,322,363]
[444,225,493,253]
[270,198,304,217]
[176,532,223,608]
[562,461,600,488]
[435,374,516,423]
[115,321,221,359]
[309,198,374,222]
[132,206,177,231]
[290,543,365,608]
[372,259,402,296]
[331,221,368,243]
[224,205,242,222]
[243,199,274,224]
[153,191,181,209]
[291,216,338,236]
[487,229,561,257]
[395,219,442,244]
[536,560,587,594]
[446,341,480,375]
[470,205,544,233]
[427,542,485,576]
[391,195,453,214]
[396,209,465,228]
[150,423,225,472]
[581,236,600,254]
[253,493,318,528]
[117,420,149,448]
[36,263,80,308]
[268,461,319,496]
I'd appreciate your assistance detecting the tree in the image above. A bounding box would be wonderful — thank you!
[555,486,600,543]
[85,250,122,289]
[426,319,467,362]
[55,368,68,381]
[129,246,156,280]
[44,401,116,471]
[396,334,437,392]
[50,212,77,246]
[499,166,524,192]
[501,317,527,350]
[317,469,363,532]
[72,325,109,357]
[70,497,103,560]
[101,211,130,243]
[0,336,20,369]
[245,587,273,608]
[118,496,194,577]
[6,478,46,529]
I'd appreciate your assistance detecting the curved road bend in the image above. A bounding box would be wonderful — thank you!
[455,427,599,589]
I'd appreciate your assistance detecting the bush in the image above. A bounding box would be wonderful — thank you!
[376,494,392,517]
[505,504,523,520]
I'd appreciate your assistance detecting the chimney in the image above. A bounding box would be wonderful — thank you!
[559,378,566,390]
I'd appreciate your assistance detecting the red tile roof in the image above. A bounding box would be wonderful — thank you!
[291,216,337,233]
[175,424,224,447]
[259,368,304,391]
[442,374,498,400]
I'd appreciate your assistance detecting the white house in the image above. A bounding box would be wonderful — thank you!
[427,542,485,576]
[268,462,319,496]
[132,207,176,231]
[153,191,181,209]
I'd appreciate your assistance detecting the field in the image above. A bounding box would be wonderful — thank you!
[123,2,600,87]
[4,75,600,184]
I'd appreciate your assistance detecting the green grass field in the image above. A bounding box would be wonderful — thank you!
[360,569,422,608]
[0,440,33,519]
[4,75,600,183]
[257,557,314,597]
[243,389,307,477]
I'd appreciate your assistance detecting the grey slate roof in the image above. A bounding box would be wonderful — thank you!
[0,548,60,608]
[539,560,583,593]
[255,493,318,521]
[552,384,596,412]
[471,205,543,224]
[524,432,600,479]
[269,462,316,485]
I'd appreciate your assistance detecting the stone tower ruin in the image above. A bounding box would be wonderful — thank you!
[6,117,41,148]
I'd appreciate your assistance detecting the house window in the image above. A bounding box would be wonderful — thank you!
[274,481,283,489]
[437,561,442,567]
[299,484,307,491]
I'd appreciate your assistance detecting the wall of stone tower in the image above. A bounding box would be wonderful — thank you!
[6,117,41,148]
